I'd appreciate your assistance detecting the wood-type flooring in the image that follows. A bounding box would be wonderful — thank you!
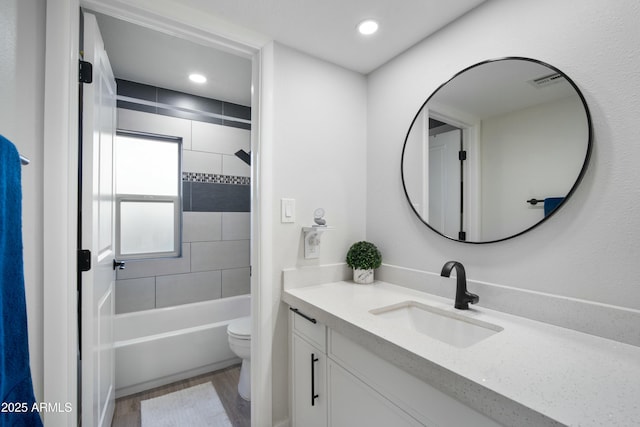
[111,365,250,427]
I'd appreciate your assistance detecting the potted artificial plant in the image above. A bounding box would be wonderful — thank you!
[346,241,382,284]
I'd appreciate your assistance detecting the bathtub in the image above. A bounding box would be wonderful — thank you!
[114,294,250,397]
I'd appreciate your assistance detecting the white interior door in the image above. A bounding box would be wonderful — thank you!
[429,129,461,238]
[81,12,117,427]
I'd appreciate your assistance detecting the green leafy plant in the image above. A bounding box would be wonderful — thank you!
[346,241,382,270]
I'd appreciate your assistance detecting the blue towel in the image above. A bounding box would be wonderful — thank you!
[0,135,43,426]
[543,197,564,217]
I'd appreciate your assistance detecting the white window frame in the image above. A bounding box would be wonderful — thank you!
[114,130,182,260]
[115,194,182,259]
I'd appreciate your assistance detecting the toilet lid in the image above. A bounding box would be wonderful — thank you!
[228,316,251,338]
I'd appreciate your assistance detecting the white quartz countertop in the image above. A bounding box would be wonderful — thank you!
[283,280,640,426]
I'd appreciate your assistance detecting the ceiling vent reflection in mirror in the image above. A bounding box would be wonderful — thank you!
[529,72,565,88]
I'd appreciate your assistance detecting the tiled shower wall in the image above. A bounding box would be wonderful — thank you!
[114,80,251,314]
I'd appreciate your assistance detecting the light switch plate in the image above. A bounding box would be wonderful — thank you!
[281,198,295,223]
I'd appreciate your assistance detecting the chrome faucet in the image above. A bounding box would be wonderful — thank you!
[440,261,479,310]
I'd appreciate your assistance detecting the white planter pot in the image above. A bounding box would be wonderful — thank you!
[353,268,374,284]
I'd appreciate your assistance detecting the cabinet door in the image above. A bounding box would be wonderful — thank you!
[292,333,327,427]
[328,360,426,427]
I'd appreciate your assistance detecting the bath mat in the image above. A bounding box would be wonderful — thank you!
[141,383,232,427]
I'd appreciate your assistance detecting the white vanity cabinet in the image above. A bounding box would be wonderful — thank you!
[290,309,423,426]
[327,360,424,427]
[290,309,328,427]
[289,306,503,427]
[328,330,501,427]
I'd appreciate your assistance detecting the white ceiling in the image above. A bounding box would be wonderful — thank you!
[91,0,487,106]
[94,12,254,106]
[176,0,487,74]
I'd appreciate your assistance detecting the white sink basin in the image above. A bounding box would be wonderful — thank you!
[370,301,503,348]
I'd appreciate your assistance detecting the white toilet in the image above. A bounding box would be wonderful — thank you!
[227,316,251,401]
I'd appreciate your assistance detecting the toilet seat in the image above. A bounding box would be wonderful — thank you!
[228,316,251,340]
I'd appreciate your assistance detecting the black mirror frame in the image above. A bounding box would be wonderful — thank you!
[400,57,593,244]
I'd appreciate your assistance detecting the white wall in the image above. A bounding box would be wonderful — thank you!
[367,0,640,310]
[481,95,588,240]
[402,109,427,217]
[0,0,46,401]
[267,42,367,424]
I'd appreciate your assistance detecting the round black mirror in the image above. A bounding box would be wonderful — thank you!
[401,57,592,243]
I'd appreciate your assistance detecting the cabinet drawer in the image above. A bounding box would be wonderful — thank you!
[329,330,501,427]
[328,360,423,427]
[290,307,326,351]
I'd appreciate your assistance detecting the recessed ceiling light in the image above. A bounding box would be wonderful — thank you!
[357,19,379,36]
[189,73,207,84]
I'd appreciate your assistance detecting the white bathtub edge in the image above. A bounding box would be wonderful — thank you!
[114,319,234,349]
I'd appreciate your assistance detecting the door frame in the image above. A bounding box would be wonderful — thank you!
[429,109,481,242]
[43,1,271,425]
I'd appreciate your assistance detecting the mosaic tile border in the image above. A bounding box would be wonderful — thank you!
[182,172,251,186]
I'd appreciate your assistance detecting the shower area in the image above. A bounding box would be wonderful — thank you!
[90,12,254,400]
[113,81,251,397]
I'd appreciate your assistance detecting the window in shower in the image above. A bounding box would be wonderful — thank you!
[114,131,182,259]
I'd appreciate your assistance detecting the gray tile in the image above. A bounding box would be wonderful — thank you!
[115,277,156,314]
[156,271,222,308]
[157,87,223,117]
[193,115,225,126]
[221,268,251,298]
[117,79,157,102]
[222,102,251,120]
[116,108,192,149]
[191,183,250,212]
[183,149,222,174]
[222,154,250,178]
[191,240,250,272]
[183,181,192,211]
[220,120,251,130]
[191,121,250,155]
[116,244,191,280]
[183,212,222,242]
[117,100,156,115]
[157,107,218,124]
[222,212,250,240]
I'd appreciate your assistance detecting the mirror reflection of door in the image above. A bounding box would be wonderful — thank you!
[428,120,463,239]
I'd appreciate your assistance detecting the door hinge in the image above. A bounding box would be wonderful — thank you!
[78,249,91,272]
[79,60,93,84]
[458,150,467,161]
[458,231,467,241]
